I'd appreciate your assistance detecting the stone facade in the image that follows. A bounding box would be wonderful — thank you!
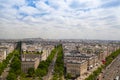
[21,54,40,73]
[0,47,7,62]
[66,60,88,78]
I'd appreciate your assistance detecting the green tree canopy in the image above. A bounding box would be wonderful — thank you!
[27,68,35,77]
[7,72,17,80]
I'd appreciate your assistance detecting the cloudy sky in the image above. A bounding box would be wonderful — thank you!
[0,0,120,40]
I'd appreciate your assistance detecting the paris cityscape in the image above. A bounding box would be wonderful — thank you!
[0,0,120,80]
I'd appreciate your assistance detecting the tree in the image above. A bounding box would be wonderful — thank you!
[7,72,17,80]
[27,68,35,77]
[35,68,46,77]
[35,68,41,76]
[53,45,64,79]
[10,57,21,74]
[66,73,72,79]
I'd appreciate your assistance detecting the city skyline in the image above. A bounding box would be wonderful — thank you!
[0,0,120,40]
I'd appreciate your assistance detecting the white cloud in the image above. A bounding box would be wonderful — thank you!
[0,0,120,40]
[19,6,40,15]
[35,1,53,11]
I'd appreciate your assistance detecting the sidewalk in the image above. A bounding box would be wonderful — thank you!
[0,56,14,80]
[43,52,58,80]
[76,62,102,80]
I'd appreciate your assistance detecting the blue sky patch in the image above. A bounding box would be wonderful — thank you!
[25,0,37,8]
[101,0,120,8]
[45,0,49,5]
[12,5,19,10]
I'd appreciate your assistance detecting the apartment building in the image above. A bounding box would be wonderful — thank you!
[21,57,40,73]
[0,47,7,62]
[66,60,88,78]
[21,54,40,73]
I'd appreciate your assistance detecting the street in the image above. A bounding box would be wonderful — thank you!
[0,56,14,80]
[77,62,101,80]
[100,54,120,80]
[43,52,58,80]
